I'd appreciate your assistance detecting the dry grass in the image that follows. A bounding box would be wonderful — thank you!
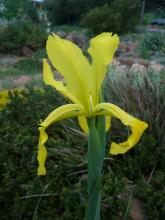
[105,63,165,146]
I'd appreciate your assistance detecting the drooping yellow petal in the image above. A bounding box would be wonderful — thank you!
[37,104,86,175]
[46,34,91,112]
[88,33,119,105]
[43,59,81,104]
[93,103,148,154]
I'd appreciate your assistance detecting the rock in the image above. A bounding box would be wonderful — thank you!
[117,193,147,220]
[130,198,147,220]
[66,33,87,48]
[138,59,150,68]
[118,58,134,66]
[56,31,68,38]
[54,32,88,49]
[150,18,165,26]
[118,42,136,56]
[118,58,150,67]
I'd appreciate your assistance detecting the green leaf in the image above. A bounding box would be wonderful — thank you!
[87,118,102,193]
[85,117,106,220]
[96,115,106,162]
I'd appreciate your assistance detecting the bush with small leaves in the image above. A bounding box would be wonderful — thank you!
[82,0,141,34]
[0,20,47,54]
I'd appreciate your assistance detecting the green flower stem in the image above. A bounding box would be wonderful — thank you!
[85,116,106,220]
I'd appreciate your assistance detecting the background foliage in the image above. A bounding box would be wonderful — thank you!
[0,65,165,219]
[139,32,165,59]
[0,0,38,21]
[82,0,141,34]
[44,0,141,34]
[44,0,90,25]
[0,0,165,219]
[0,20,47,54]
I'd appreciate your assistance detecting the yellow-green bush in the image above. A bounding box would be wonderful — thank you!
[0,90,10,110]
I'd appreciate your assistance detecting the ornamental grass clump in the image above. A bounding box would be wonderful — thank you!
[37,33,148,220]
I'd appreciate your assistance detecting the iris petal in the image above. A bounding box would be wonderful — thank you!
[78,116,89,134]
[46,34,91,111]
[88,33,119,105]
[37,104,86,175]
[78,115,111,134]
[93,103,148,154]
[43,59,80,104]
[105,116,111,131]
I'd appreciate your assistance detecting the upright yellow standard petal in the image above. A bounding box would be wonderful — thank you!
[37,104,86,175]
[43,59,81,104]
[93,103,148,154]
[46,34,91,112]
[88,33,119,105]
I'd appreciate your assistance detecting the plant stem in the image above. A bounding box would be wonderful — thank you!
[84,116,106,220]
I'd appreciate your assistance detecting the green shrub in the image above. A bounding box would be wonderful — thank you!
[138,42,151,59]
[0,87,129,219]
[0,83,164,219]
[136,176,165,220]
[0,0,38,21]
[82,0,141,34]
[139,33,165,58]
[0,20,47,54]
[45,0,91,25]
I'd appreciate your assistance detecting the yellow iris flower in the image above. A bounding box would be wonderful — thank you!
[38,33,148,175]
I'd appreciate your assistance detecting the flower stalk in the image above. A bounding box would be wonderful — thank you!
[85,116,106,220]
